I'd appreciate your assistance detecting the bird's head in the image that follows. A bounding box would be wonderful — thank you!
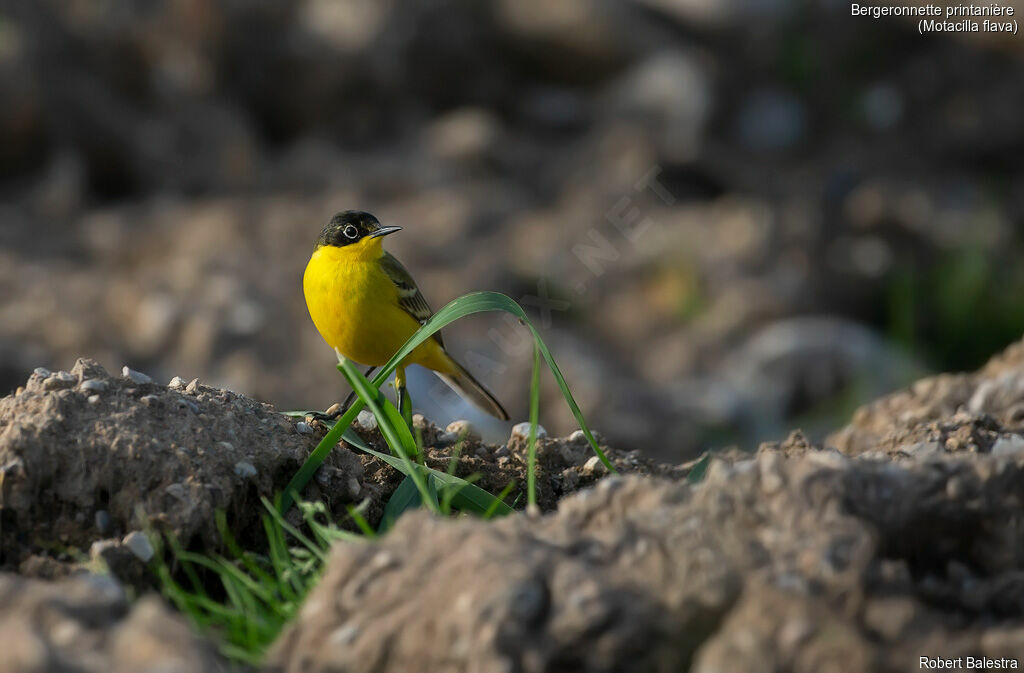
[315,210,402,249]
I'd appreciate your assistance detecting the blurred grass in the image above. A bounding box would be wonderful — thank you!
[886,247,1024,372]
[154,498,368,665]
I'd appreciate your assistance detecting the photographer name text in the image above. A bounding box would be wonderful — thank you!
[921,657,1019,670]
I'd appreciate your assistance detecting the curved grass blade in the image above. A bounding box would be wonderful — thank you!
[281,291,612,513]
[280,399,365,512]
[376,292,613,470]
[337,359,438,513]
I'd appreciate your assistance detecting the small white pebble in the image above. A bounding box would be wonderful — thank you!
[87,395,101,405]
[122,366,153,385]
[55,371,76,384]
[79,379,107,393]
[43,375,74,391]
[123,531,154,563]
[217,441,234,451]
[140,394,160,407]
[446,420,481,442]
[33,367,51,378]
[356,410,377,431]
[511,422,547,441]
[567,430,588,444]
[168,376,186,389]
[583,455,607,474]
[295,421,314,435]
[89,539,118,560]
[234,461,257,479]
[185,378,200,394]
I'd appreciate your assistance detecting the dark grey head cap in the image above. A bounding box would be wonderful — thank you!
[316,210,401,248]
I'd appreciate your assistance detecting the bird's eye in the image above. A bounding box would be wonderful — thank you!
[343,225,359,239]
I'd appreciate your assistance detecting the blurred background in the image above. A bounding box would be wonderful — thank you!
[1,0,1023,462]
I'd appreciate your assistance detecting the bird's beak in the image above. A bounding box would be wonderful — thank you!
[370,225,402,238]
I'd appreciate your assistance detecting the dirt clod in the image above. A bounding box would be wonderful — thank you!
[0,359,665,582]
[273,446,1024,673]
[0,358,369,575]
[0,571,222,672]
[8,340,1024,671]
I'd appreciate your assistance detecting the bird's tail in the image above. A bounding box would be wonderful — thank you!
[435,356,510,421]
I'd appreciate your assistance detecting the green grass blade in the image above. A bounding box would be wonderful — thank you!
[686,452,711,484]
[207,555,282,611]
[337,359,438,513]
[345,430,513,517]
[262,515,300,602]
[439,441,465,515]
[155,491,362,664]
[163,531,210,600]
[215,510,278,588]
[446,440,464,477]
[260,497,329,564]
[345,505,378,538]
[379,475,422,533]
[380,292,613,470]
[280,400,365,513]
[483,480,517,519]
[527,341,541,510]
[283,291,612,513]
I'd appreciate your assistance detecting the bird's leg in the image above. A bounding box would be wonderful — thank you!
[395,365,413,428]
[307,364,377,423]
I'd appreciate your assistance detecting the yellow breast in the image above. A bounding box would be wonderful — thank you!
[302,240,446,369]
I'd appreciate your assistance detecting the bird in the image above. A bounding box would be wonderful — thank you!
[303,210,510,421]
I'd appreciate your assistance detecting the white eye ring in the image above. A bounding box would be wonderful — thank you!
[343,225,359,239]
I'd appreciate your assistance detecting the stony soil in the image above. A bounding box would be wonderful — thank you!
[268,338,1024,673]
[3,340,1024,670]
[0,572,223,673]
[0,358,366,582]
[0,358,667,585]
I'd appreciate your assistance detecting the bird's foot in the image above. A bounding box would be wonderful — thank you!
[305,401,344,425]
[397,384,413,427]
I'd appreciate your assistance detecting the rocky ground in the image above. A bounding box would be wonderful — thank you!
[0,358,668,585]
[3,336,1024,671]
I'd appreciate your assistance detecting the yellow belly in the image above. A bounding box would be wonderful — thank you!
[302,244,449,371]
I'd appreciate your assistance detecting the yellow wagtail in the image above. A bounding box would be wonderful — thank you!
[303,210,509,420]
